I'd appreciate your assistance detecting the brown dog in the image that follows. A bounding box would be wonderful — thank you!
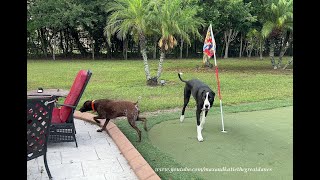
[79,98,147,142]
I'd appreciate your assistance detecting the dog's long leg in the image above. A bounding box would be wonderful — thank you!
[196,108,204,142]
[138,116,148,131]
[180,87,191,122]
[93,116,101,124]
[128,120,142,142]
[200,110,209,130]
[97,118,110,132]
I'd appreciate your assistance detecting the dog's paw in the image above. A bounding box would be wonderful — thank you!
[180,115,185,122]
[197,135,204,142]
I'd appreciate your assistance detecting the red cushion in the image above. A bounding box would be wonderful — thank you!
[56,70,88,123]
[51,108,62,124]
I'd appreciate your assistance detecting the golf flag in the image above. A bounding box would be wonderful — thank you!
[204,24,226,133]
[203,24,216,58]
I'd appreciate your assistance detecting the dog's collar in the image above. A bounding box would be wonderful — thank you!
[91,100,96,112]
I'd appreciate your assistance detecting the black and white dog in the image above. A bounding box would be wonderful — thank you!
[178,73,215,142]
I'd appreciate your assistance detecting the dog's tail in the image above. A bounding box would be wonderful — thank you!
[134,96,147,131]
[178,72,187,83]
[135,96,142,104]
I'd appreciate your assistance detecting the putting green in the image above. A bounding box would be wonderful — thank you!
[149,106,292,180]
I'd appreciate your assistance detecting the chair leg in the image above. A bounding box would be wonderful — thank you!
[74,136,78,147]
[73,127,78,147]
[72,123,78,147]
[43,153,52,179]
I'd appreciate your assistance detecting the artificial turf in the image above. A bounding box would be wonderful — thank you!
[148,106,293,180]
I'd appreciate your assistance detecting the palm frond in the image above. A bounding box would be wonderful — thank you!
[262,21,275,38]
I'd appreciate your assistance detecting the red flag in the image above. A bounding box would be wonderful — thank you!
[203,25,216,58]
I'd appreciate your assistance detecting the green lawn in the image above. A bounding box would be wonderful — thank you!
[27,57,293,112]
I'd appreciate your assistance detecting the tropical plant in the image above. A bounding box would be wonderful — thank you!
[149,0,203,84]
[261,0,293,69]
[104,0,152,81]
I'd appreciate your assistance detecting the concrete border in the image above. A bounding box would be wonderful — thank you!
[74,111,161,180]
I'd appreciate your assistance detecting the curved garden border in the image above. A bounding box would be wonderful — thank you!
[74,111,161,180]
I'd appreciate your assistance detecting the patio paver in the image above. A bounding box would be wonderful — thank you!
[27,119,138,180]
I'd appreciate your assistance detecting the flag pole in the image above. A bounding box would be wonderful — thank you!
[209,24,227,133]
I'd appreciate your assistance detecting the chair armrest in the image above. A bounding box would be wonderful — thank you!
[56,103,76,109]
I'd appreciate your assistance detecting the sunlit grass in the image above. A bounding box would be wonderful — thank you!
[27,57,292,112]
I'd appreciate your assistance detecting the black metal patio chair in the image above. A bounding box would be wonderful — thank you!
[49,70,92,147]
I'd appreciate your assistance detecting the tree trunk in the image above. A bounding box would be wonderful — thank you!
[259,38,263,60]
[52,44,55,60]
[186,45,189,58]
[224,42,229,59]
[59,30,65,56]
[138,33,151,81]
[242,40,247,57]
[194,35,197,56]
[38,28,48,57]
[221,41,225,58]
[224,31,230,58]
[269,38,276,69]
[248,46,253,58]
[224,29,239,59]
[92,39,95,60]
[70,28,88,57]
[239,33,243,58]
[277,31,292,68]
[157,51,165,79]
[49,33,56,60]
[180,38,184,59]
[123,38,128,60]
[153,37,157,59]
[282,57,293,70]
[130,40,133,56]
[64,28,69,57]
[49,41,55,60]
[105,37,112,59]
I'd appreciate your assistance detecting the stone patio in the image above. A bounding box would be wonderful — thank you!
[27,119,138,180]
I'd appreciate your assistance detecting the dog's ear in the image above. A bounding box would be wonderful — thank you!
[84,100,92,106]
[80,100,92,112]
[201,90,207,100]
[209,91,215,100]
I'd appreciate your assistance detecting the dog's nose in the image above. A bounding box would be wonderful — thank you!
[205,105,209,108]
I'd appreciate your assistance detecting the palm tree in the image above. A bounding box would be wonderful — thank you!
[178,1,204,59]
[149,0,203,83]
[104,0,151,81]
[261,0,293,69]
